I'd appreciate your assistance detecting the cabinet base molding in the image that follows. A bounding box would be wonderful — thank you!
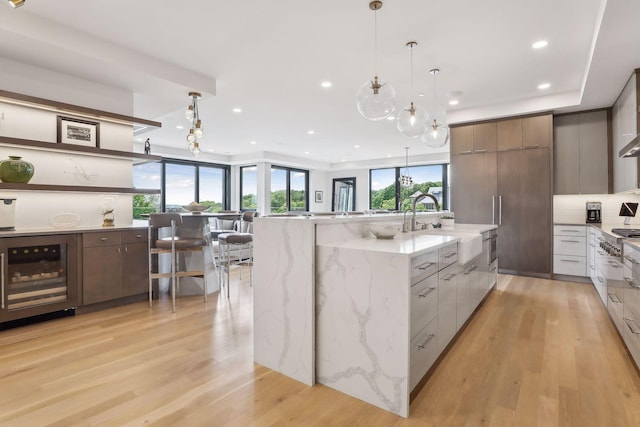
[552,274,591,284]
[76,293,147,314]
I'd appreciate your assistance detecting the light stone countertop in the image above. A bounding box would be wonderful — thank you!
[317,232,459,256]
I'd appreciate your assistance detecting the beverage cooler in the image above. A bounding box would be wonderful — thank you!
[1,234,78,323]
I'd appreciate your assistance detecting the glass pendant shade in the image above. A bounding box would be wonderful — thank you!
[356,76,396,120]
[194,120,203,138]
[422,118,450,148]
[186,129,196,143]
[185,105,194,121]
[397,102,429,138]
[192,142,200,157]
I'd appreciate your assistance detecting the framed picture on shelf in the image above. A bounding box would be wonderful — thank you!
[315,190,323,203]
[57,116,100,148]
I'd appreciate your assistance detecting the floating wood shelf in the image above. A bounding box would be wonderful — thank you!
[0,136,162,162]
[0,182,160,194]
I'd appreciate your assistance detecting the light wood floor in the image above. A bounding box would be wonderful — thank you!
[1,272,640,426]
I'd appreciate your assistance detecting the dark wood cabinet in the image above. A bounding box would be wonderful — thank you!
[451,113,553,277]
[497,118,523,151]
[82,229,148,305]
[450,122,496,155]
[450,152,497,224]
[497,149,552,275]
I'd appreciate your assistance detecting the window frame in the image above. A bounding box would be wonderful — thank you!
[369,163,449,211]
[270,165,309,213]
[240,165,258,211]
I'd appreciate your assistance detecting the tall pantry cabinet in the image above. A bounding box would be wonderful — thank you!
[450,114,553,277]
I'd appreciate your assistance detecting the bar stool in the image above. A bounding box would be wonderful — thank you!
[218,232,253,298]
[148,213,208,313]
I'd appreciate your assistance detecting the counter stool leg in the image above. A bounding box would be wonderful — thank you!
[226,243,231,298]
[171,252,176,313]
[202,247,208,302]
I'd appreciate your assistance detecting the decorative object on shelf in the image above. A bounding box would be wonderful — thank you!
[315,190,323,203]
[422,68,450,148]
[48,212,81,229]
[182,202,210,214]
[101,197,115,227]
[0,155,34,183]
[0,198,16,230]
[144,138,151,155]
[397,41,429,138]
[7,0,25,8]
[57,116,100,148]
[368,222,402,239]
[64,158,98,184]
[185,91,203,157]
[356,1,395,121]
[399,147,413,187]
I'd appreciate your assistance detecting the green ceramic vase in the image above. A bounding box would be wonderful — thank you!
[0,156,35,183]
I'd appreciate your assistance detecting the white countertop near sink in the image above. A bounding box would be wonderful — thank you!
[419,223,497,264]
[317,233,459,257]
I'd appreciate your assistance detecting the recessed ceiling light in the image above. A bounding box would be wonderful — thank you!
[532,40,548,49]
[232,107,242,113]
[341,159,346,162]
[321,81,332,88]
[387,154,392,158]
[418,92,425,97]
[176,125,184,129]
[250,140,257,145]
[136,137,143,142]
[538,82,551,90]
[307,130,315,135]
[208,149,214,152]
[386,116,395,121]
[354,145,360,148]
[305,151,310,155]
[449,100,459,106]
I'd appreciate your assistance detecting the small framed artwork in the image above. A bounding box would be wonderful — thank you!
[57,116,100,148]
[315,190,323,203]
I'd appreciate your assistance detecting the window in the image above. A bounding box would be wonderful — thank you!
[240,166,258,211]
[270,166,308,213]
[133,159,229,217]
[370,164,449,211]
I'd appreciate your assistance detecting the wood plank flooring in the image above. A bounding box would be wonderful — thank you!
[1,272,640,426]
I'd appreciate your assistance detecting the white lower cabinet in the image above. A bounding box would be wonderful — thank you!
[553,225,587,276]
[409,318,438,390]
[622,243,640,368]
[437,262,459,354]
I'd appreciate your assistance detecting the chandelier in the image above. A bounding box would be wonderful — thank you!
[356,0,396,121]
[399,147,413,187]
[185,91,203,157]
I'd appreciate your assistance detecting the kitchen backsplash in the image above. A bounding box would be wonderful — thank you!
[554,194,640,225]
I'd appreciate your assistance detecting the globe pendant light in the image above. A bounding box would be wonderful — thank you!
[356,1,396,121]
[422,68,450,148]
[397,41,428,138]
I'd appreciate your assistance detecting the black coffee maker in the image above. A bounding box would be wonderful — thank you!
[586,201,601,223]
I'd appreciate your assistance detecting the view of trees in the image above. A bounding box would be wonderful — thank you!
[271,189,306,213]
[243,193,257,210]
[132,194,223,219]
[371,181,442,211]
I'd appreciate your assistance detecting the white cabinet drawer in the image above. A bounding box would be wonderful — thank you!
[411,250,438,284]
[553,255,587,276]
[554,225,586,237]
[409,318,438,391]
[553,235,586,256]
[410,274,438,339]
[623,243,640,272]
[438,244,458,268]
[437,263,459,353]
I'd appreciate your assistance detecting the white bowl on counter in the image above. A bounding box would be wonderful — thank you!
[369,222,403,239]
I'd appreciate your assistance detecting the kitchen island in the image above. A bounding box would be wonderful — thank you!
[253,213,497,417]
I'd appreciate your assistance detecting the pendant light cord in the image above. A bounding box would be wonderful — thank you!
[373,9,378,75]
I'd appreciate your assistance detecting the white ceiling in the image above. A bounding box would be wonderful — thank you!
[1,0,639,168]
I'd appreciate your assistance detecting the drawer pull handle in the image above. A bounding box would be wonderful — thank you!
[474,149,488,153]
[459,150,473,154]
[418,287,436,298]
[597,276,604,284]
[624,277,640,288]
[560,259,580,263]
[625,255,638,264]
[417,333,436,349]
[590,244,596,248]
[608,293,622,304]
[490,266,497,272]
[560,229,580,233]
[524,145,539,149]
[506,147,520,151]
[608,261,621,268]
[624,318,640,334]
[560,239,580,243]
[136,234,142,238]
[443,252,457,259]
[100,237,108,241]
[415,261,436,271]
[443,273,457,281]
